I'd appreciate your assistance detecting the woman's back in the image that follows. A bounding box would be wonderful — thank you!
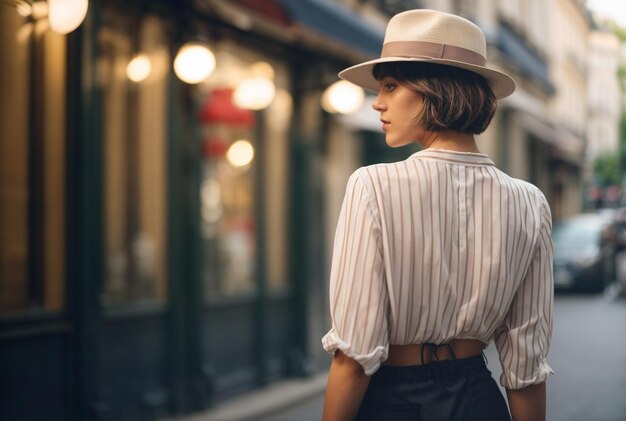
[322,10,552,420]
[324,148,553,389]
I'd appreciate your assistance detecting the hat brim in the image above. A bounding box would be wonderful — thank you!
[339,56,516,99]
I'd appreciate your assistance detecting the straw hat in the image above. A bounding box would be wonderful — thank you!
[339,9,516,99]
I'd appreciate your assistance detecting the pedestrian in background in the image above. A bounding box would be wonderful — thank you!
[321,9,553,421]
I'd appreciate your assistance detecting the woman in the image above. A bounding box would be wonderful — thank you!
[321,9,553,421]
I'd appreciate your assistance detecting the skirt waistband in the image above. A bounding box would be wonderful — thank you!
[373,354,488,383]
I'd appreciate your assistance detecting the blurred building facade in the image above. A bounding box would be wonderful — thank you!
[0,0,618,420]
[549,0,590,215]
[586,30,623,172]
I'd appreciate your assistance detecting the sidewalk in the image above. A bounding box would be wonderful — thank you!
[167,372,328,421]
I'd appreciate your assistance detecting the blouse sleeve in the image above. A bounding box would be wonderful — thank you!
[495,191,554,389]
[321,169,389,376]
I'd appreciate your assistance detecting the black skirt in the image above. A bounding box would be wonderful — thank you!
[355,355,511,421]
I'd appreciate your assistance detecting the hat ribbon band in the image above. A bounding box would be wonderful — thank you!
[381,41,486,66]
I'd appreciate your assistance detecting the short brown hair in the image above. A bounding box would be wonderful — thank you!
[372,62,496,134]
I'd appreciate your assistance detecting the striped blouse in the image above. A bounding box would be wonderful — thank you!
[322,149,554,390]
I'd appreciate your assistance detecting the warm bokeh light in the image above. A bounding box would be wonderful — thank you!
[30,1,48,19]
[174,42,216,84]
[249,61,275,80]
[16,22,33,44]
[226,140,255,168]
[48,0,89,34]
[321,80,365,114]
[233,77,276,110]
[126,54,152,83]
[16,2,32,17]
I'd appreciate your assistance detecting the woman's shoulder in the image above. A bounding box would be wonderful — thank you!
[509,175,548,200]
[352,160,417,182]
[500,173,551,215]
[347,161,410,192]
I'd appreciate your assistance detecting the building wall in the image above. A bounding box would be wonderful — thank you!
[550,0,589,139]
[489,0,587,217]
[587,31,622,165]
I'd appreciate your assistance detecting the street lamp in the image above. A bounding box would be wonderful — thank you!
[321,80,364,114]
[126,54,152,83]
[48,0,88,34]
[233,76,276,110]
[226,139,255,168]
[173,41,216,84]
[1,0,89,34]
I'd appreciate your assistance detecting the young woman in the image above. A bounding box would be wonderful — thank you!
[321,9,553,421]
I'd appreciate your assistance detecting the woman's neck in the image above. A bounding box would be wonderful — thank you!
[421,130,480,153]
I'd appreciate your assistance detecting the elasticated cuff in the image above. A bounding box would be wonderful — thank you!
[322,329,388,376]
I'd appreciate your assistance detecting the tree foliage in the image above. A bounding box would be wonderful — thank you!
[619,66,626,92]
[596,17,626,42]
[621,111,626,142]
[592,113,626,188]
[605,20,626,92]
[621,111,626,165]
[611,24,626,42]
[594,153,620,187]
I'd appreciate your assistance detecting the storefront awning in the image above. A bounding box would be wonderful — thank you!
[277,0,384,58]
[515,111,584,166]
[207,0,384,61]
[503,89,584,166]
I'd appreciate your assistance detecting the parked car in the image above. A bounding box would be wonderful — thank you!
[552,213,616,292]
[611,208,626,296]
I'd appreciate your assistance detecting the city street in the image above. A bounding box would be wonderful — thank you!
[260,293,626,421]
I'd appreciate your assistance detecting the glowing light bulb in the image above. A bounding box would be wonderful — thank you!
[233,77,276,110]
[174,42,216,84]
[226,140,254,168]
[126,54,152,83]
[321,80,364,114]
[48,0,88,34]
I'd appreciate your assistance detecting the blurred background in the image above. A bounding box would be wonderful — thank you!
[0,0,625,420]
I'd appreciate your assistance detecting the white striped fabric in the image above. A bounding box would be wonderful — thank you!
[322,149,554,390]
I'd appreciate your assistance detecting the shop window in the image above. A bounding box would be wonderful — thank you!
[99,11,170,306]
[200,88,257,295]
[199,45,291,298]
[0,11,67,313]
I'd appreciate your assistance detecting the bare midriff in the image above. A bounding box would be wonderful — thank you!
[384,339,487,366]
